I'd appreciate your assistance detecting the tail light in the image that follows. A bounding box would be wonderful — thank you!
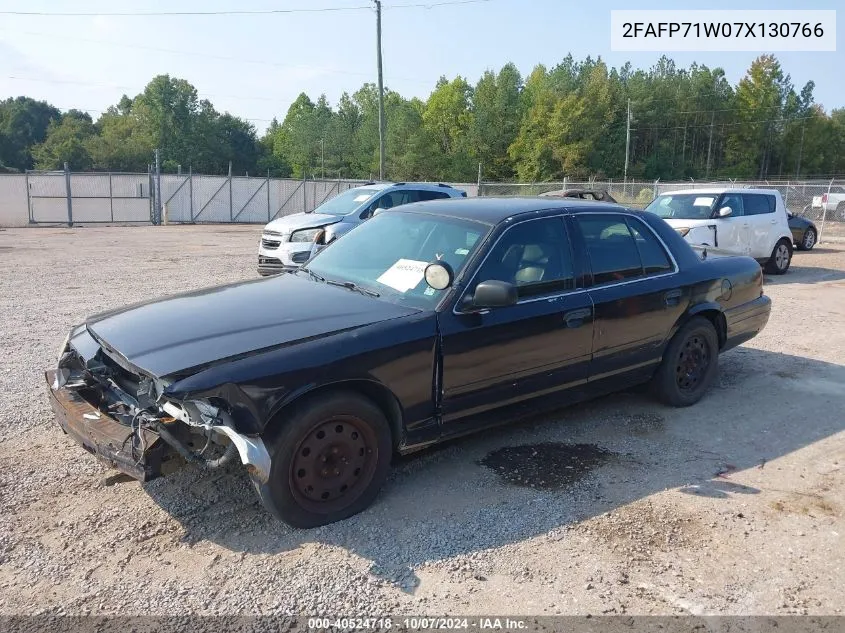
[822,194,829,203]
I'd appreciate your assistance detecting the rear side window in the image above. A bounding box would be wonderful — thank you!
[741,193,776,215]
[576,216,642,284]
[576,214,673,285]
[415,190,451,202]
[628,218,673,275]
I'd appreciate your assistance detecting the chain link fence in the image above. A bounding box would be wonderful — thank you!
[1,170,842,231]
[481,179,845,222]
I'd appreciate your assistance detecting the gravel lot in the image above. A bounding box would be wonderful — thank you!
[1,224,844,617]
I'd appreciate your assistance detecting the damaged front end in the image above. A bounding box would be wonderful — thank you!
[47,325,270,484]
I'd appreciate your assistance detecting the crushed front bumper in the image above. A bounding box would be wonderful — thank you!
[46,369,164,481]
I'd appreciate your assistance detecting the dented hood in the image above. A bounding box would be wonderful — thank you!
[85,273,419,378]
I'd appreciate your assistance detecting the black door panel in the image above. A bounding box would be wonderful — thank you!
[438,215,593,432]
[439,292,593,424]
[575,213,686,381]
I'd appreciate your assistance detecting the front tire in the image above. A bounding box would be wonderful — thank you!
[651,317,719,407]
[256,391,392,528]
[765,239,792,274]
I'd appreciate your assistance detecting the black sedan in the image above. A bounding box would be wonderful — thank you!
[787,210,818,251]
[47,198,771,528]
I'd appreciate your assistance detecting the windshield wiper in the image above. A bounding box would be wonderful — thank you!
[298,267,325,283]
[325,278,380,298]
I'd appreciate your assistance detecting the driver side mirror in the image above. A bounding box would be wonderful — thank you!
[468,280,518,309]
[717,206,733,218]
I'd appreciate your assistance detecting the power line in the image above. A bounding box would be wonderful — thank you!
[0,6,372,17]
[632,114,817,133]
[3,75,316,104]
[0,28,432,85]
[45,105,276,124]
[0,0,490,17]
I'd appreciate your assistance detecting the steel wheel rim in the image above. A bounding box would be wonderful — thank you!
[290,415,378,513]
[775,244,790,269]
[803,230,815,249]
[676,334,710,392]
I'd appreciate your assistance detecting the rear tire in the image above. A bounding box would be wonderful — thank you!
[798,228,816,251]
[651,317,719,407]
[837,202,845,221]
[256,391,392,528]
[765,239,792,275]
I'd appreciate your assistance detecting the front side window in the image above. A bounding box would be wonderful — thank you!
[305,211,488,309]
[471,218,575,299]
[718,193,744,217]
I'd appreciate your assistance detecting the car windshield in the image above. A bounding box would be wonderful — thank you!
[303,211,489,309]
[645,193,718,220]
[310,187,380,216]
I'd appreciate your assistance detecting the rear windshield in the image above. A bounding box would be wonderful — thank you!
[645,194,717,220]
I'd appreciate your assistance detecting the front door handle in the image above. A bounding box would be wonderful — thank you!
[563,308,591,328]
[664,289,682,307]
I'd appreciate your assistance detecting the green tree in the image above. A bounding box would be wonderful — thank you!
[423,76,475,179]
[32,111,96,170]
[725,55,792,178]
[0,96,61,171]
[470,63,523,180]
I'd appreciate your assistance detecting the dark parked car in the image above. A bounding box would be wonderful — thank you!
[47,199,771,528]
[539,188,618,203]
[787,210,818,251]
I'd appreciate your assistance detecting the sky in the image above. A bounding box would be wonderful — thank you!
[0,0,842,134]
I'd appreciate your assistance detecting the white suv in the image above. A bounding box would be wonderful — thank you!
[645,188,794,274]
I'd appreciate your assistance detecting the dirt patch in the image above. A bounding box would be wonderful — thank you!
[576,500,701,556]
[770,494,839,517]
[479,442,614,489]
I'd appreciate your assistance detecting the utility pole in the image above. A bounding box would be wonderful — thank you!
[795,123,805,178]
[320,138,325,179]
[374,0,386,180]
[706,111,715,179]
[623,99,631,190]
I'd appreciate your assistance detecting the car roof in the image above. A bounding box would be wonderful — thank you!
[350,181,465,195]
[390,196,636,225]
[658,188,780,195]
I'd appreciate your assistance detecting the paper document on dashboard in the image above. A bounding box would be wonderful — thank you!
[377,259,428,293]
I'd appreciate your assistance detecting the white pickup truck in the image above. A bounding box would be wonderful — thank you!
[811,185,845,220]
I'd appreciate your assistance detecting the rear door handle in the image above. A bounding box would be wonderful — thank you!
[563,308,591,328]
[664,289,683,307]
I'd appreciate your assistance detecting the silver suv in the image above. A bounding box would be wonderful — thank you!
[258,182,467,275]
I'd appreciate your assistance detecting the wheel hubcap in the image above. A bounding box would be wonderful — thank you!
[676,335,710,392]
[775,244,789,269]
[804,231,815,249]
[290,416,376,512]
